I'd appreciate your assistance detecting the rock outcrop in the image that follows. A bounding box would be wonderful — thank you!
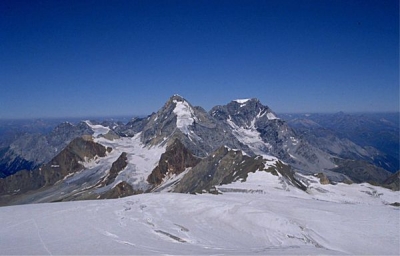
[101,152,128,186]
[315,173,331,185]
[148,139,200,185]
[99,181,140,199]
[174,146,266,194]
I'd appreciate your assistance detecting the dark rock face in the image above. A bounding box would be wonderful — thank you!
[314,173,331,185]
[148,139,200,185]
[0,147,36,178]
[99,181,140,199]
[102,152,128,186]
[0,137,106,196]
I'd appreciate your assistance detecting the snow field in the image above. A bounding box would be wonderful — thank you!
[92,132,166,191]
[1,176,398,255]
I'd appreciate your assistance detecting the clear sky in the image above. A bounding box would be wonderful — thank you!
[1,0,398,119]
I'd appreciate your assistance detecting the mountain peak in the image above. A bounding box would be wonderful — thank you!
[168,94,186,103]
[210,98,278,123]
[137,95,199,146]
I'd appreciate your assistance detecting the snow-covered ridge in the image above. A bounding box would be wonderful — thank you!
[267,112,279,120]
[85,121,110,137]
[234,98,251,104]
[172,100,197,134]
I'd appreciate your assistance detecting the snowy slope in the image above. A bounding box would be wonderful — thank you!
[172,99,197,135]
[5,124,166,204]
[1,172,398,255]
[93,132,165,191]
[85,120,111,137]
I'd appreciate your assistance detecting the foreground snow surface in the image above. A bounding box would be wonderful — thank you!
[1,175,399,255]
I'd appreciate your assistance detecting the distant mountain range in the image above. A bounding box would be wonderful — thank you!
[0,95,398,206]
[280,112,399,172]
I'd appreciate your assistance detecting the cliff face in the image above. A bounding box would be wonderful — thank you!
[99,181,140,199]
[101,152,128,186]
[148,139,200,185]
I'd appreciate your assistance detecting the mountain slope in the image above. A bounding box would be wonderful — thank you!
[147,138,201,186]
[210,99,336,173]
[0,122,94,178]
[0,136,107,205]
[282,112,400,172]
[133,95,248,157]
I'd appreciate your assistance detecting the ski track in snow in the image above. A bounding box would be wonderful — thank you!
[33,218,53,255]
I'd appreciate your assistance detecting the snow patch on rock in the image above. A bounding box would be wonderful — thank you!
[173,100,197,134]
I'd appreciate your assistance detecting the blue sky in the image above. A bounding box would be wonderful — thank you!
[1,0,398,119]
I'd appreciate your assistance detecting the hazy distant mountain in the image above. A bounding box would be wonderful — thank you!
[0,122,94,178]
[281,112,399,172]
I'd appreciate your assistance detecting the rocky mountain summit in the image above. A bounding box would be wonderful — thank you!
[210,99,336,173]
[0,95,397,206]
